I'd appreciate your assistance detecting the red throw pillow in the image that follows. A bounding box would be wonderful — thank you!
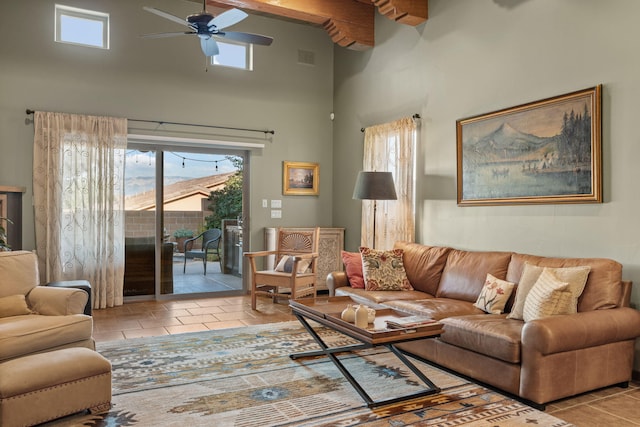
[341,251,365,289]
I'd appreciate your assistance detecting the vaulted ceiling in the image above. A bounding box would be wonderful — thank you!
[206,0,428,50]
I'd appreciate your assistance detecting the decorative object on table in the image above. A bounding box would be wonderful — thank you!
[355,304,368,327]
[352,171,397,249]
[456,85,602,206]
[341,304,356,322]
[142,0,273,57]
[282,161,319,195]
[366,306,376,323]
[385,315,440,329]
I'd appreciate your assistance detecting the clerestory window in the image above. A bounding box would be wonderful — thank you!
[211,40,253,70]
[55,4,110,49]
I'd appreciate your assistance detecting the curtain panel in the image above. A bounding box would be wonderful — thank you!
[362,117,416,250]
[33,111,127,308]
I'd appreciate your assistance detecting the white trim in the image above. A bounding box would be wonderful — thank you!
[127,133,265,150]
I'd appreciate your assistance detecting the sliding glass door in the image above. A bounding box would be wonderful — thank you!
[124,146,247,300]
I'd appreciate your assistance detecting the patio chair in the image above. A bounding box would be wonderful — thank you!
[183,228,222,275]
[244,227,320,310]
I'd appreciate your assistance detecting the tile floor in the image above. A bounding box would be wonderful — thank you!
[93,296,640,426]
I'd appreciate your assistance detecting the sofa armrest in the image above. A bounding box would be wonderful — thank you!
[327,271,349,297]
[521,307,640,355]
[47,280,92,315]
[27,286,89,316]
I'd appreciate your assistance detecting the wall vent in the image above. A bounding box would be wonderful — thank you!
[297,49,316,66]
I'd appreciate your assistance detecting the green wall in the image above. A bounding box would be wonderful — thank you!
[0,0,334,251]
[333,0,640,369]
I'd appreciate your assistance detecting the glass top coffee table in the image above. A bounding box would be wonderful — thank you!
[289,296,443,408]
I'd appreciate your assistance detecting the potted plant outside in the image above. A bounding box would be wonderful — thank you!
[173,228,194,253]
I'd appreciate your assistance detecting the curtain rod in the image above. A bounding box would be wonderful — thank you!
[25,109,275,136]
[360,113,421,132]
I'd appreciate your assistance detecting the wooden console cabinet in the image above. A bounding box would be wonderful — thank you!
[264,227,344,291]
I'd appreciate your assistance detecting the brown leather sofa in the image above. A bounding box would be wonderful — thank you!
[327,241,640,408]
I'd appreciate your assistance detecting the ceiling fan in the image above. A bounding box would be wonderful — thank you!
[142,0,273,57]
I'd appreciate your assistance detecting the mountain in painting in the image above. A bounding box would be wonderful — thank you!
[465,123,557,164]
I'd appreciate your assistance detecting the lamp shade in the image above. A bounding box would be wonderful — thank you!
[352,171,397,200]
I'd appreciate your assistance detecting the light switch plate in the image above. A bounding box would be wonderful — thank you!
[271,199,282,208]
[262,199,268,208]
[271,210,282,218]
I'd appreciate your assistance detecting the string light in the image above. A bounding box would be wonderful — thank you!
[126,151,237,170]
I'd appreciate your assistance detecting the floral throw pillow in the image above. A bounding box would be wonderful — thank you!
[359,247,413,291]
[474,274,515,314]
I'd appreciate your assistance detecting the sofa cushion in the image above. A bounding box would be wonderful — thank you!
[437,249,513,302]
[508,263,590,320]
[0,295,32,318]
[506,253,620,311]
[0,251,40,298]
[341,251,365,289]
[474,274,515,314]
[393,242,452,295]
[0,314,93,361]
[275,255,311,274]
[383,298,484,320]
[335,287,431,306]
[523,269,574,322]
[360,247,412,291]
[439,314,523,363]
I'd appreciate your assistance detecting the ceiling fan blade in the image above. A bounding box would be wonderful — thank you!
[219,31,273,46]
[143,6,189,27]
[141,31,195,39]
[200,37,219,56]
[208,8,248,30]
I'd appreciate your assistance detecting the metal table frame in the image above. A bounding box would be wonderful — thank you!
[290,309,441,408]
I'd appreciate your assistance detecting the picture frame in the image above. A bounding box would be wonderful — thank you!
[456,85,602,206]
[283,161,319,195]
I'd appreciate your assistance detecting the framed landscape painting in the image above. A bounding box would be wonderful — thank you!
[456,85,602,206]
[283,161,319,195]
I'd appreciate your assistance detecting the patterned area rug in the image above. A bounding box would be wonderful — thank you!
[47,321,572,426]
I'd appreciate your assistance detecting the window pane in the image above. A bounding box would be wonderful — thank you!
[55,5,109,49]
[60,15,104,47]
[213,42,251,70]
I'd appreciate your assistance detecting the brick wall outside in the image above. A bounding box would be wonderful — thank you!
[125,211,207,247]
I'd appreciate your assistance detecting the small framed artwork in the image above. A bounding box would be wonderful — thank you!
[456,85,602,206]
[283,161,319,196]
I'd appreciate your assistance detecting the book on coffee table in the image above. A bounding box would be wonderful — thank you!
[386,316,440,329]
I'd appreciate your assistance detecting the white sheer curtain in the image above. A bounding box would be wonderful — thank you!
[33,111,127,309]
[361,116,417,249]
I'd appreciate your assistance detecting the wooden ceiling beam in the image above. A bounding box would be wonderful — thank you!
[372,0,428,26]
[206,0,428,49]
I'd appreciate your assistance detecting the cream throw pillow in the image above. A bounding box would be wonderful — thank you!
[275,255,312,274]
[523,269,573,321]
[0,294,32,318]
[507,263,591,320]
[474,273,515,314]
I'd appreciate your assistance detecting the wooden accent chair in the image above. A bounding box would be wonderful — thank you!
[244,227,320,310]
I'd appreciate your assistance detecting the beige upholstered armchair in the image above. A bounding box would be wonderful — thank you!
[244,227,320,310]
[0,251,95,362]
